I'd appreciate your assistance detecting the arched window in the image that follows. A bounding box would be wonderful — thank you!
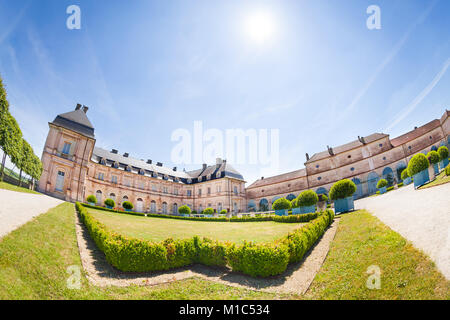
[162,202,168,214]
[172,203,178,214]
[96,190,102,204]
[109,193,116,202]
[150,200,156,213]
[136,198,143,212]
[122,195,128,204]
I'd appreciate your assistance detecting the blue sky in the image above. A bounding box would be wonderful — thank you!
[0,0,449,185]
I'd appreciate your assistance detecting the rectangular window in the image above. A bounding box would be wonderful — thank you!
[62,142,71,155]
[234,186,238,195]
[163,187,168,194]
[187,190,192,197]
[198,189,202,196]
[98,172,104,180]
[111,175,118,184]
[152,184,157,191]
[174,188,178,195]
[207,187,211,195]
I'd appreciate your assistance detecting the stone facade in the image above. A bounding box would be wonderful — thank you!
[246,110,450,211]
[39,105,246,214]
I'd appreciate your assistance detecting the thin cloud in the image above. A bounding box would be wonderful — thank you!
[384,57,450,132]
[337,0,438,122]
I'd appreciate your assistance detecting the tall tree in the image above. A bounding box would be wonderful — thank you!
[0,112,23,181]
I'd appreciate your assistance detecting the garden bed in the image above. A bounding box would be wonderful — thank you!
[77,202,334,278]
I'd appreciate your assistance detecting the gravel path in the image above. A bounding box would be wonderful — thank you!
[356,183,450,280]
[0,189,63,239]
[74,207,339,294]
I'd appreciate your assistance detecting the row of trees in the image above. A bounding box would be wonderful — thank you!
[0,76,42,186]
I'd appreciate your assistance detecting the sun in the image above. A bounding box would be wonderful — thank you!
[244,11,276,45]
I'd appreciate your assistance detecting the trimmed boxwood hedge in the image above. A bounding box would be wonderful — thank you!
[427,150,440,164]
[81,203,318,223]
[122,201,133,210]
[272,198,291,211]
[407,153,429,177]
[438,146,449,161]
[329,179,356,200]
[297,190,318,207]
[401,168,409,180]
[104,198,115,208]
[86,195,96,203]
[76,202,334,277]
[376,179,388,188]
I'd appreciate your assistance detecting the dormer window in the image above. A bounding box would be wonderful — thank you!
[216,171,221,178]
[112,162,119,169]
[125,166,131,172]
[198,176,203,182]
[207,174,211,180]
[139,169,145,175]
[187,178,192,184]
[99,158,106,165]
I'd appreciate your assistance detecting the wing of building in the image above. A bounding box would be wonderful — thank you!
[39,104,450,213]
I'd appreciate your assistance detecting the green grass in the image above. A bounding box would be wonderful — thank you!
[0,181,40,194]
[419,170,450,189]
[0,202,293,299]
[87,207,305,244]
[305,210,449,300]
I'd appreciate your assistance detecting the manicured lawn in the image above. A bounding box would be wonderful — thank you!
[87,207,305,244]
[419,170,450,189]
[0,202,292,299]
[0,181,40,195]
[305,210,449,300]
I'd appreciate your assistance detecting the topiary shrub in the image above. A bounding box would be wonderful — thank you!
[220,209,227,215]
[290,198,299,208]
[272,198,291,211]
[178,205,191,215]
[203,207,214,215]
[104,198,115,208]
[318,194,328,202]
[427,151,440,164]
[329,179,357,200]
[446,164,450,176]
[438,146,449,161]
[401,168,409,180]
[192,210,198,214]
[376,179,388,189]
[86,195,97,203]
[122,201,133,210]
[407,153,429,177]
[297,190,319,207]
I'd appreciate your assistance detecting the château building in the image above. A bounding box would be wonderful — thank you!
[39,104,450,213]
[38,104,246,214]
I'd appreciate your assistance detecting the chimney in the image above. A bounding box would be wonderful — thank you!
[75,104,82,110]
[123,152,129,157]
[305,153,310,161]
[146,159,152,164]
[111,149,118,154]
[261,176,264,180]
[82,105,89,113]
[414,126,418,130]
[156,162,163,167]
[202,163,207,170]
[173,167,177,171]
[216,158,222,165]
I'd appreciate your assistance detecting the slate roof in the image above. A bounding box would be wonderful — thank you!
[91,147,245,184]
[390,119,441,147]
[50,108,95,138]
[246,169,307,189]
[306,133,388,163]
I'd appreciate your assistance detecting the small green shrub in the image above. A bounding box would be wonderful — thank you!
[203,207,214,215]
[122,201,134,210]
[272,198,291,211]
[178,205,191,215]
[377,179,388,188]
[86,195,97,203]
[401,169,409,180]
[437,146,449,161]
[290,198,299,208]
[329,179,356,200]
[220,209,227,215]
[104,198,115,208]
[192,210,198,214]
[446,164,450,176]
[297,190,318,207]
[407,153,429,177]
[427,151,440,164]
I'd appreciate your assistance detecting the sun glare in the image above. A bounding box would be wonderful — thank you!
[244,11,276,45]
